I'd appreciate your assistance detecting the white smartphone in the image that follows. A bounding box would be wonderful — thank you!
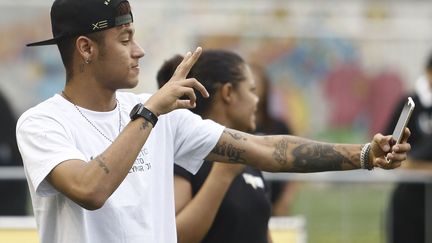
[386,97,415,163]
[391,96,415,145]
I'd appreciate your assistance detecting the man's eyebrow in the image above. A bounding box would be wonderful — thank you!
[119,27,134,36]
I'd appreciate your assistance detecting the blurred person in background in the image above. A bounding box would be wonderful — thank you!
[385,53,432,243]
[17,0,412,242]
[251,63,298,216]
[157,50,273,243]
[0,91,27,215]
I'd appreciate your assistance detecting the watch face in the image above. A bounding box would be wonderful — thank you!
[129,103,158,126]
[130,103,143,120]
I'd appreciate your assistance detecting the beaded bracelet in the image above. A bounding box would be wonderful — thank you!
[360,143,373,170]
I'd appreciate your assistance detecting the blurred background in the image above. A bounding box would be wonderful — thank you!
[1,0,432,242]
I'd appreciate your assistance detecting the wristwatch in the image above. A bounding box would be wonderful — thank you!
[129,103,158,127]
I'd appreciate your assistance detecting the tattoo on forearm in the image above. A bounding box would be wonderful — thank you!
[223,130,247,141]
[95,156,110,174]
[273,138,289,165]
[140,120,151,130]
[291,143,356,172]
[340,146,361,166]
[212,141,246,163]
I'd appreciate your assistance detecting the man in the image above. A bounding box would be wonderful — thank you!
[17,0,411,243]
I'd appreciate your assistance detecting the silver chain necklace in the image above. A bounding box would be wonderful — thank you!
[62,91,122,143]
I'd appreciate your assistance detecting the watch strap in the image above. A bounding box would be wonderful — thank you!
[131,104,158,127]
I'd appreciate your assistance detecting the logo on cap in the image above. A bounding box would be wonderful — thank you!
[92,20,109,30]
[104,0,111,5]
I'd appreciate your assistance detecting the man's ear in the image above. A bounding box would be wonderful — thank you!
[220,83,233,104]
[75,36,95,62]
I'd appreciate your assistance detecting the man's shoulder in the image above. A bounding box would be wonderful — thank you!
[17,95,66,128]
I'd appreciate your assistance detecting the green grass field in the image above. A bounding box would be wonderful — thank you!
[290,182,395,243]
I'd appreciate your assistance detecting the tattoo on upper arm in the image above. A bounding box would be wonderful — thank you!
[211,141,246,163]
[95,155,110,174]
[291,143,356,172]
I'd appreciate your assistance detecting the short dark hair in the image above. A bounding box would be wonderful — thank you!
[57,1,131,81]
[156,50,247,116]
[156,55,184,89]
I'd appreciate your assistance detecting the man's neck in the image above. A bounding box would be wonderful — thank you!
[63,78,117,112]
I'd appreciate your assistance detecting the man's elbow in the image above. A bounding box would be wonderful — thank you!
[73,188,109,211]
[80,198,106,211]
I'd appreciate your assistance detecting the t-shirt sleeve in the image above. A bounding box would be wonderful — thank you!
[16,114,86,197]
[169,109,224,174]
[174,164,193,182]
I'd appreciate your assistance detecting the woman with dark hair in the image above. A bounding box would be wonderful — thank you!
[157,50,272,243]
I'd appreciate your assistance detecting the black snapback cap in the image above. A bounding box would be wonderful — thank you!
[27,0,133,47]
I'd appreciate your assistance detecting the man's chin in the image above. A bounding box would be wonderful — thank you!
[122,79,139,89]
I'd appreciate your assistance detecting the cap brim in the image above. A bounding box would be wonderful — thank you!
[26,38,59,47]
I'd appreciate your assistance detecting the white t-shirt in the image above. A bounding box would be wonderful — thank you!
[16,91,224,243]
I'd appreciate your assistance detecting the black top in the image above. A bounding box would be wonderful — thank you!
[175,162,272,243]
[0,92,27,215]
[385,94,432,243]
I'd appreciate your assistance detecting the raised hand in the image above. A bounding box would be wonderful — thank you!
[144,47,209,115]
[370,127,411,169]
